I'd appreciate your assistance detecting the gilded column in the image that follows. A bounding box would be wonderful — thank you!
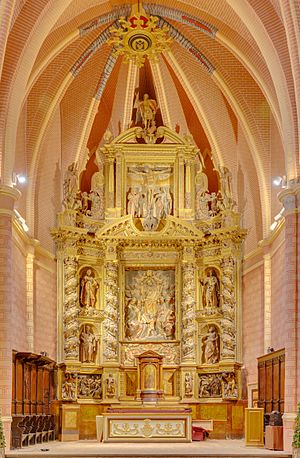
[103,261,119,362]
[181,245,196,361]
[220,257,236,360]
[115,151,123,216]
[108,155,115,209]
[185,159,192,209]
[63,257,80,360]
[178,151,185,218]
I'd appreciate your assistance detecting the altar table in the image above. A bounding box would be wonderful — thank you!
[102,408,192,442]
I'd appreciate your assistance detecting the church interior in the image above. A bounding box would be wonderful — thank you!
[0,0,299,455]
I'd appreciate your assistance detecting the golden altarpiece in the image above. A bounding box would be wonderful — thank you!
[52,115,247,438]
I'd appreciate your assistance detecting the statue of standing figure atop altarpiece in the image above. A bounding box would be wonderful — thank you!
[90,150,105,219]
[217,165,237,211]
[133,93,165,143]
[137,93,158,131]
[63,162,78,209]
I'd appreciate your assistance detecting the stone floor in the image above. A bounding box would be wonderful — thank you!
[5,439,292,458]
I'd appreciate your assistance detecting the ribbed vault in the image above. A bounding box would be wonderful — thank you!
[0,0,298,254]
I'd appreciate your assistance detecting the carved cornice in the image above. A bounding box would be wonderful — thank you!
[101,125,198,151]
[52,213,246,255]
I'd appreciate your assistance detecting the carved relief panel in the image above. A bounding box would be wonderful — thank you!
[124,269,176,341]
[61,372,102,400]
[198,371,238,400]
[77,374,102,399]
[126,165,174,230]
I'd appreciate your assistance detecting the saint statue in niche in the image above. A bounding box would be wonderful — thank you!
[125,270,175,341]
[80,268,99,308]
[202,269,220,309]
[184,372,193,397]
[202,325,220,364]
[106,374,116,397]
[80,325,97,363]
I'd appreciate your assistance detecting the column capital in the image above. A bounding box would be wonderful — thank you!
[0,184,21,215]
[278,183,300,215]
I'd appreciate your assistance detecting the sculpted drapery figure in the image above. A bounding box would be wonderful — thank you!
[80,325,97,363]
[106,373,116,397]
[222,372,238,398]
[63,162,78,209]
[125,270,175,341]
[219,166,232,201]
[127,165,173,230]
[138,94,158,130]
[202,269,220,309]
[62,374,76,400]
[202,325,220,364]
[80,269,98,308]
[184,372,193,397]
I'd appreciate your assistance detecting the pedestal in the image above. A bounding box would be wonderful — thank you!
[245,408,264,447]
[265,425,283,451]
[60,404,80,441]
[96,416,104,442]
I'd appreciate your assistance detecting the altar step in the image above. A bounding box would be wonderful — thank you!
[5,440,292,458]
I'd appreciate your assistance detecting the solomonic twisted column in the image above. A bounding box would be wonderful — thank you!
[63,257,80,360]
[103,262,119,361]
[181,264,196,360]
[220,257,236,360]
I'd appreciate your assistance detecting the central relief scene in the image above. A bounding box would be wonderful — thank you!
[125,269,176,341]
[127,165,173,231]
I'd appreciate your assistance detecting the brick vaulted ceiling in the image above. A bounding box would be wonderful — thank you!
[0,0,299,253]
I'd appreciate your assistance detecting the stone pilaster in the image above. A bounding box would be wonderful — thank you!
[279,184,300,451]
[0,185,20,448]
[26,245,35,352]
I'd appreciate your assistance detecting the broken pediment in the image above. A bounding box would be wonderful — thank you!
[96,215,203,240]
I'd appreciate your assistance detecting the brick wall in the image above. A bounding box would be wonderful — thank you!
[11,240,27,351]
[270,231,286,351]
[242,262,264,385]
[34,258,57,360]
